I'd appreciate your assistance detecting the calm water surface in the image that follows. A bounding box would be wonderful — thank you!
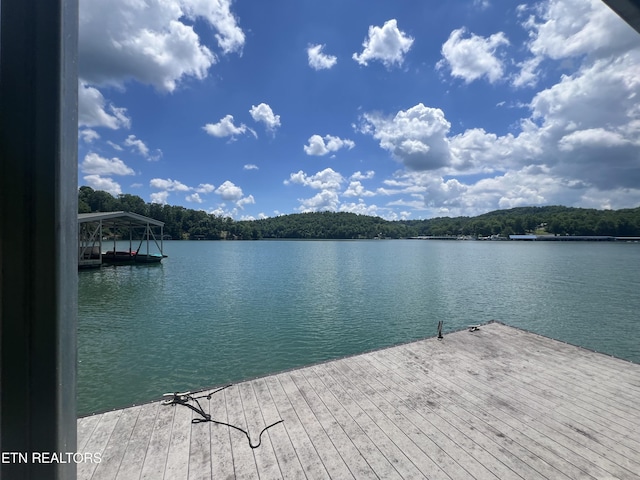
[78,240,640,415]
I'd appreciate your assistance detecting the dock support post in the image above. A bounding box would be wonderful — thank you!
[0,0,78,478]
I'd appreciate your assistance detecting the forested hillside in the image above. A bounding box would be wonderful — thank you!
[79,186,640,239]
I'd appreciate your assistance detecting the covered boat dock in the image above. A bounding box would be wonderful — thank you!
[78,211,166,268]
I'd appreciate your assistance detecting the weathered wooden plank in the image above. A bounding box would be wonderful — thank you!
[312,362,428,479]
[440,332,640,470]
[337,355,481,480]
[348,353,498,480]
[139,399,175,479]
[396,338,639,479]
[375,345,602,480]
[115,402,160,480]
[77,410,122,480]
[453,326,640,421]
[224,385,259,480]
[77,415,101,452]
[251,378,306,480]
[208,387,235,479]
[498,325,640,386]
[473,325,640,407]
[491,361,640,450]
[301,366,404,480]
[360,351,582,480]
[163,398,192,480]
[288,369,378,479]
[162,396,192,480]
[444,330,638,424]
[330,359,459,480]
[237,381,282,480]
[517,372,640,435]
[264,374,330,479]
[333,357,533,480]
[187,393,212,480]
[278,372,355,479]
[90,406,141,480]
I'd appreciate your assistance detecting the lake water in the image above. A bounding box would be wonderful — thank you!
[78,240,640,415]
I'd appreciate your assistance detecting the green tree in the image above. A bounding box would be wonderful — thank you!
[117,193,148,216]
[88,190,116,212]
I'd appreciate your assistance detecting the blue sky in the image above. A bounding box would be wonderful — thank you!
[78,0,640,220]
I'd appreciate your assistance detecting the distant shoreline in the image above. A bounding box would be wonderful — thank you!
[409,234,640,242]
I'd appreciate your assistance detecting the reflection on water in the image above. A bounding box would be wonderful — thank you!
[78,240,640,415]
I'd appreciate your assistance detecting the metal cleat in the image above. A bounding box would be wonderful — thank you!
[161,391,191,405]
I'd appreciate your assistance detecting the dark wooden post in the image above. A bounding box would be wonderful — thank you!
[0,0,78,478]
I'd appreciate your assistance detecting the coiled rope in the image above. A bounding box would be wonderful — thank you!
[162,385,283,449]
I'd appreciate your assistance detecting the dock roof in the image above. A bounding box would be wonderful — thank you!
[77,322,640,479]
[78,211,164,227]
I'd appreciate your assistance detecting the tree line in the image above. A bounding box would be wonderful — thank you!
[79,186,640,240]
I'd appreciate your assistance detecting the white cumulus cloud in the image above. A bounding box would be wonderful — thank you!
[150,191,170,204]
[80,129,100,143]
[352,19,414,68]
[150,178,191,191]
[83,175,123,196]
[182,0,245,55]
[237,194,255,209]
[124,135,150,157]
[78,82,131,130]
[79,0,245,92]
[558,128,631,151]
[303,134,355,156]
[186,193,203,203]
[513,0,638,88]
[391,44,640,214]
[343,181,376,198]
[80,153,135,176]
[527,53,640,189]
[203,115,254,139]
[437,28,509,84]
[298,190,340,213]
[249,103,281,133]
[339,201,385,217]
[528,0,638,59]
[107,141,123,151]
[196,183,216,193]
[351,170,375,181]
[360,103,453,171]
[285,168,344,191]
[215,180,244,200]
[307,44,337,70]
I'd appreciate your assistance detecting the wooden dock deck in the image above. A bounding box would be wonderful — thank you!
[77,322,640,479]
